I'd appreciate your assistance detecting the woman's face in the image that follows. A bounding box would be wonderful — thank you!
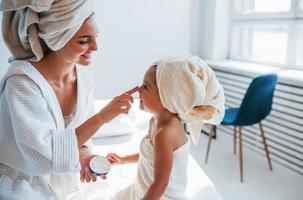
[59,17,98,66]
[138,66,162,113]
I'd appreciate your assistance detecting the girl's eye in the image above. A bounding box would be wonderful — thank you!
[140,84,148,90]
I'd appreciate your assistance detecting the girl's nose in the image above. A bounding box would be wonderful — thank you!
[138,85,143,94]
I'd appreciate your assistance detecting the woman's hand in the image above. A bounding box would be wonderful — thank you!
[79,153,106,182]
[106,153,125,165]
[97,86,139,123]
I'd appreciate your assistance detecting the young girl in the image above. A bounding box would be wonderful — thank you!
[107,56,225,200]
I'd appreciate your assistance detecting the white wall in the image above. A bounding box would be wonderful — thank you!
[0,0,191,99]
[91,0,191,98]
[0,0,232,98]
[89,0,229,96]
[190,0,211,56]
[193,0,231,60]
[190,0,202,55]
[1,0,234,99]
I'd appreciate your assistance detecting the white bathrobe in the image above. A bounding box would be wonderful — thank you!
[0,60,94,200]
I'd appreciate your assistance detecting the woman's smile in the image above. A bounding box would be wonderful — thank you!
[81,53,92,59]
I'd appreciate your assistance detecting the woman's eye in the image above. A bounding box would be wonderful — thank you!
[79,39,89,45]
[143,85,148,90]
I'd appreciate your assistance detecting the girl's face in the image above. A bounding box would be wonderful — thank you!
[58,17,98,66]
[138,66,162,113]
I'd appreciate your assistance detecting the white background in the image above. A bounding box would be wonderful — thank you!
[0,0,230,98]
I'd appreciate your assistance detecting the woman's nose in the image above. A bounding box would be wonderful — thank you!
[90,38,98,51]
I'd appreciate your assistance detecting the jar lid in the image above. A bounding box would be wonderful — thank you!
[89,155,111,176]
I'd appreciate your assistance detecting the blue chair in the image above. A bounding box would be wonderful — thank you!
[205,74,278,182]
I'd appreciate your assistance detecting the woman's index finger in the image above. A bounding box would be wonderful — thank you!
[125,86,139,95]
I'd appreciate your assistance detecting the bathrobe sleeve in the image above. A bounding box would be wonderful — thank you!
[3,75,80,175]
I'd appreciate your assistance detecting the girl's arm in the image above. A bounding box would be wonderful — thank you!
[107,153,139,164]
[142,129,174,200]
[122,153,139,164]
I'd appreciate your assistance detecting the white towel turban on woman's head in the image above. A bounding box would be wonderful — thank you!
[154,56,225,144]
[0,0,93,62]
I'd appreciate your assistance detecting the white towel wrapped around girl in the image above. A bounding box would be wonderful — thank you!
[107,56,225,200]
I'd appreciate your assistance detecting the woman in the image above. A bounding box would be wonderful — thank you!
[0,0,137,199]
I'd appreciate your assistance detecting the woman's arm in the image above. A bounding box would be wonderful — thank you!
[76,87,138,148]
[142,129,174,200]
[75,113,106,148]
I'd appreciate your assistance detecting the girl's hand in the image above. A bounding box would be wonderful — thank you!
[79,154,106,182]
[97,86,138,123]
[106,153,124,165]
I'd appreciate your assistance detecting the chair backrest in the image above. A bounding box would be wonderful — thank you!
[236,74,278,126]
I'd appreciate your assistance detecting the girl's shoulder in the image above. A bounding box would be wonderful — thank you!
[152,121,187,151]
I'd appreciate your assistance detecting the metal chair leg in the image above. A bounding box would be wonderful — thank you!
[233,126,237,155]
[239,127,244,182]
[205,125,215,164]
[259,122,273,171]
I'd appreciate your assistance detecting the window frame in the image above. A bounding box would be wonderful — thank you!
[229,0,303,69]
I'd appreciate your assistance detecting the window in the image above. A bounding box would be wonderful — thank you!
[299,1,303,14]
[233,0,291,14]
[297,24,303,65]
[229,0,303,69]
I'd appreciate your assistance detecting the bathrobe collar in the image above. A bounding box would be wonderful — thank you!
[0,60,83,129]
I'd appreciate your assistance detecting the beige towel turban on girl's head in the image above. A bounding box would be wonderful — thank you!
[155,56,225,144]
[0,0,93,62]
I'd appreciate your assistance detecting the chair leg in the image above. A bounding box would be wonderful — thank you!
[259,122,273,171]
[239,127,244,183]
[205,125,215,164]
[233,126,237,155]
